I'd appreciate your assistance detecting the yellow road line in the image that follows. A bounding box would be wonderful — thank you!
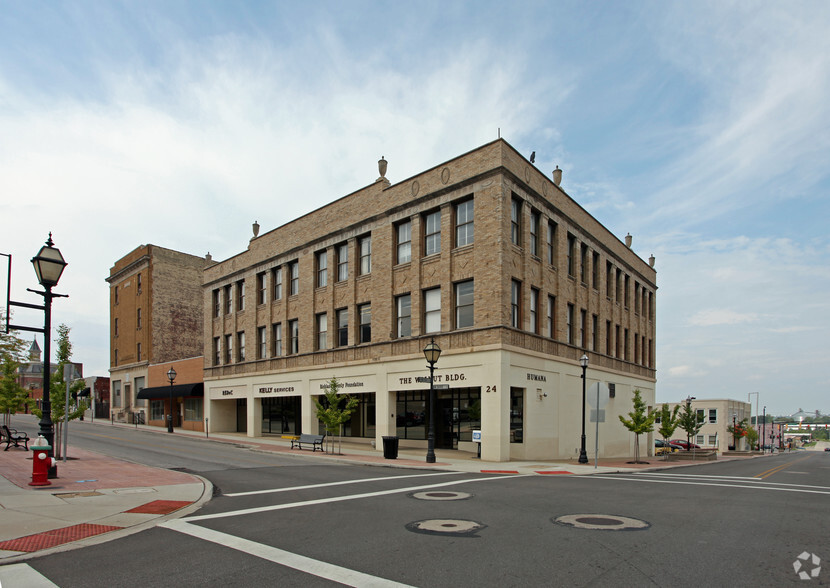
[756,455,812,479]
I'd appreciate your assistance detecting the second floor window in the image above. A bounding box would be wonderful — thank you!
[455,280,474,329]
[396,294,411,337]
[288,319,299,354]
[258,326,266,359]
[237,331,246,362]
[316,313,327,350]
[272,323,282,356]
[424,210,441,256]
[529,288,539,334]
[336,308,349,347]
[224,334,233,364]
[424,288,441,333]
[136,308,142,329]
[511,280,521,328]
[359,303,371,343]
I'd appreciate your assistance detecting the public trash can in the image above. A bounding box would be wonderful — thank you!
[382,436,399,459]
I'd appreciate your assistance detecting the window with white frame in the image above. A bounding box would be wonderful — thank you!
[316,250,328,288]
[337,243,348,282]
[709,409,717,424]
[316,313,327,350]
[258,326,266,359]
[424,210,441,256]
[359,235,371,275]
[396,294,411,337]
[454,280,474,329]
[455,199,474,247]
[424,288,441,333]
[397,221,412,264]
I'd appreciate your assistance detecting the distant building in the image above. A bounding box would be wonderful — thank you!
[660,398,751,451]
[16,337,82,412]
[201,139,658,461]
[106,245,208,428]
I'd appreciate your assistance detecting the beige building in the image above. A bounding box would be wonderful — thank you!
[203,139,657,461]
[661,398,751,451]
[106,245,208,426]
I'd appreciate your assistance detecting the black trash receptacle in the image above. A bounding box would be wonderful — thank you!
[382,436,399,459]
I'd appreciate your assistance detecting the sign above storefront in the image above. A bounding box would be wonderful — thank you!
[208,385,247,399]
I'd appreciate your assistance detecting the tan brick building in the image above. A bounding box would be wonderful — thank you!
[203,139,657,461]
[107,245,208,427]
[660,398,751,451]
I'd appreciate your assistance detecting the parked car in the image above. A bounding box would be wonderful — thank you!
[671,439,701,450]
[655,439,683,454]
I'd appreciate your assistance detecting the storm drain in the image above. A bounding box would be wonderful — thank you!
[410,491,472,501]
[406,519,486,536]
[553,514,650,531]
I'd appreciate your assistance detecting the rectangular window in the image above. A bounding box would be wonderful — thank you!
[615,325,621,358]
[424,288,441,333]
[635,282,641,315]
[316,313,327,350]
[257,272,267,305]
[635,334,640,363]
[696,435,705,446]
[624,328,629,361]
[580,244,588,283]
[708,434,717,446]
[336,308,349,347]
[225,334,233,364]
[316,250,328,288]
[113,380,121,408]
[151,400,164,421]
[358,303,371,343]
[134,376,146,408]
[359,235,372,275]
[529,288,539,334]
[580,309,586,348]
[136,308,142,329]
[530,210,540,257]
[258,326,266,359]
[237,331,245,362]
[511,197,522,246]
[566,303,574,344]
[567,234,576,277]
[592,252,600,289]
[397,221,412,264]
[337,243,348,282]
[709,409,717,424]
[455,199,474,247]
[606,262,613,298]
[592,314,598,352]
[510,388,523,444]
[114,318,118,337]
[616,269,623,303]
[424,210,441,256]
[137,342,142,361]
[511,280,521,328]
[396,294,411,337]
[289,261,299,296]
[288,319,299,354]
[547,221,557,265]
[224,284,232,314]
[547,295,555,338]
[455,280,474,329]
[237,280,245,311]
[213,289,221,317]
[137,273,142,293]
[184,398,203,422]
[624,275,630,308]
[272,323,282,357]
[606,320,612,356]
[273,267,283,300]
[213,337,220,365]
[114,286,119,305]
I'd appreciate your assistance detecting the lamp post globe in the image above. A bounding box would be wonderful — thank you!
[578,354,589,464]
[167,368,177,433]
[30,233,67,477]
[423,338,441,463]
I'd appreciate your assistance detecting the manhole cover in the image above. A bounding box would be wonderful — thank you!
[406,519,485,536]
[554,514,650,531]
[410,491,472,501]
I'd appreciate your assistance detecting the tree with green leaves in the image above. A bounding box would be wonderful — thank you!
[677,401,706,451]
[727,418,749,450]
[657,403,681,461]
[744,425,758,450]
[0,312,29,426]
[27,324,86,458]
[618,389,655,464]
[314,377,358,455]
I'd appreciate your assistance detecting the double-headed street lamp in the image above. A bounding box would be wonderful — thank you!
[423,338,442,464]
[578,354,589,464]
[4,234,68,478]
[167,367,177,433]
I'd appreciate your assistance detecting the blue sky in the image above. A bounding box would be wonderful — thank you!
[1,1,828,417]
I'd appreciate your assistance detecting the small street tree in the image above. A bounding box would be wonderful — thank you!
[618,389,655,463]
[727,418,749,451]
[657,403,681,461]
[677,401,705,451]
[744,425,758,450]
[314,377,358,455]
[0,313,29,426]
[27,324,86,458]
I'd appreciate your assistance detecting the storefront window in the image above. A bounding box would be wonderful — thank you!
[261,396,301,435]
[184,398,203,421]
[510,387,523,443]
[151,400,164,421]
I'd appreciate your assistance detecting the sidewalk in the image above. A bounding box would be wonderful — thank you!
[0,417,757,566]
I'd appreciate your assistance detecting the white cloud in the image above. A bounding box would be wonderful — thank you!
[688,309,759,327]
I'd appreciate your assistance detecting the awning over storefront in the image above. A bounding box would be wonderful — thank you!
[137,383,204,400]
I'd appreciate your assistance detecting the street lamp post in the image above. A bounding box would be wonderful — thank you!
[423,338,442,464]
[578,354,589,464]
[4,235,68,478]
[762,406,766,454]
[167,368,177,433]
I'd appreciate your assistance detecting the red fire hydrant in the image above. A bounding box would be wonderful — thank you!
[30,436,55,487]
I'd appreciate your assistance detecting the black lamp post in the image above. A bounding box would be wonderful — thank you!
[29,235,68,477]
[167,367,177,433]
[578,354,589,464]
[423,338,441,464]
[762,406,766,453]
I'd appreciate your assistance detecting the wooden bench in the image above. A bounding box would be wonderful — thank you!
[1,425,30,451]
[291,433,325,452]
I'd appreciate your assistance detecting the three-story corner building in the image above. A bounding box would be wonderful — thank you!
[107,245,208,427]
[203,139,657,461]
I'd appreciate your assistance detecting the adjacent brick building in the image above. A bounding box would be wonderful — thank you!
[202,139,657,461]
[106,245,208,427]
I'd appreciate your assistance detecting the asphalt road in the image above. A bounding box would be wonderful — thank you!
[10,421,830,587]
